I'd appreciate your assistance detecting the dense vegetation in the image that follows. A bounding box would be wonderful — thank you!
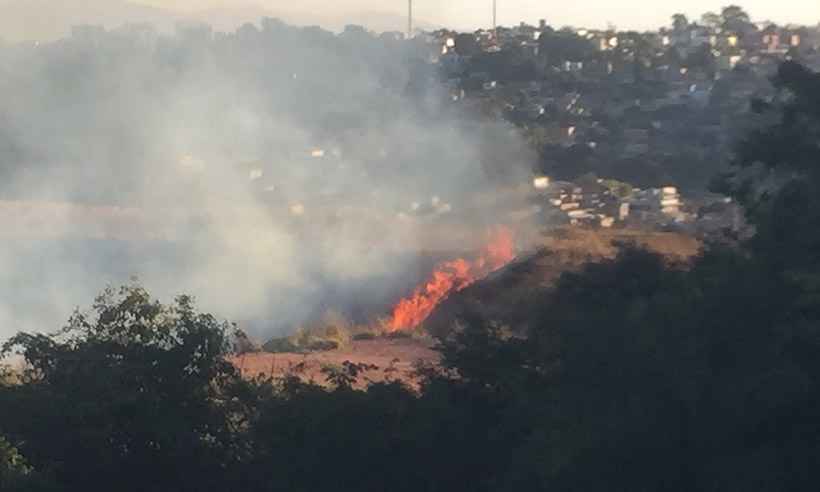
[3,61,820,491]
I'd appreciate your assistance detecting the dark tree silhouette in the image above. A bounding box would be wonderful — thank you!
[0,285,254,492]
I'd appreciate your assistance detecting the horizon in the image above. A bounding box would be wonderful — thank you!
[1,0,819,42]
[142,0,820,32]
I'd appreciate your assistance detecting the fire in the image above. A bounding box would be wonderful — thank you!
[388,226,515,331]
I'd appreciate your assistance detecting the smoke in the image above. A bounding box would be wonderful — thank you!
[0,21,534,340]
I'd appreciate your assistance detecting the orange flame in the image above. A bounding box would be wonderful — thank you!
[388,226,515,331]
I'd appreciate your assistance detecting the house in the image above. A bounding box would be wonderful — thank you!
[533,176,550,190]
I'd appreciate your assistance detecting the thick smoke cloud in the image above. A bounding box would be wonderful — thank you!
[0,20,533,340]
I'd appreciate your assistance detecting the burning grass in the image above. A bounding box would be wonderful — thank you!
[387,225,516,332]
[258,225,517,357]
[262,310,429,355]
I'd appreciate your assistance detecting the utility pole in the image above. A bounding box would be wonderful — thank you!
[408,0,413,39]
[493,0,497,35]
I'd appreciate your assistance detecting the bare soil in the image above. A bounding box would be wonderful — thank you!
[231,337,440,389]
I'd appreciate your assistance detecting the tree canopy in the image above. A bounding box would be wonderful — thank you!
[0,285,252,492]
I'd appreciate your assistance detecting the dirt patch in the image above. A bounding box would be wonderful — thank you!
[231,337,440,389]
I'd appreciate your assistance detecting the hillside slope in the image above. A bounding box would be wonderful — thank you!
[235,227,700,386]
[424,227,701,337]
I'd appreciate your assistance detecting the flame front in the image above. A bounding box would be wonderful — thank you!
[388,226,515,331]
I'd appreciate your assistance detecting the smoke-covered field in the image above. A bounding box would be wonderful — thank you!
[0,20,534,340]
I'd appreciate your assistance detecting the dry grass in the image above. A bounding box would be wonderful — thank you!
[233,337,440,390]
[540,227,701,261]
[263,309,434,355]
[424,226,702,337]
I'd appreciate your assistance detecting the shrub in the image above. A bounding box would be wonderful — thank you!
[352,332,377,341]
[263,337,300,353]
[306,340,339,352]
[386,330,413,340]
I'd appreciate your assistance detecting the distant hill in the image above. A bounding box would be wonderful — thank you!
[0,0,437,42]
[0,0,181,41]
[176,5,439,35]
[275,10,439,33]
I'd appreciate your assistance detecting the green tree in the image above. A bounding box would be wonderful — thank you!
[435,62,820,491]
[701,11,722,30]
[538,30,595,65]
[0,436,31,486]
[672,13,689,32]
[684,42,717,76]
[0,284,253,492]
[454,32,481,56]
[727,61,820,271]
[721,5,752,33]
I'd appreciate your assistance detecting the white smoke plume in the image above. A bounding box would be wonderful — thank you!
[0,20,534,340]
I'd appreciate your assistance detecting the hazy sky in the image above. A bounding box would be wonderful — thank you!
[143,0,820,31]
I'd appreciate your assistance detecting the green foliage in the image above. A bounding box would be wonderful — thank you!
[263,311,352,354]
[320,361,379,389]
[721,5,752,32]
[0,436,31,485]
[0,436,57,491]
[262,335,300,353]
[454,32,481,57]
[701,11,722,30]
[306,339,339,351]
[352,332,377,341]
[0,284,253,492]
[0,364,15,386]
[671,13,689,31]
[262,312,427,355]
[433,63,820,490]
[725,61,820,314]
[600,178,634,198]
[537,30,595,65]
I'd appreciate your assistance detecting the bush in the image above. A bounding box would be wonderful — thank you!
[305,340,339,352]
[0,285,248,492]
[318,324,350,349]
[352,332,377,341]
[0,436,31,484]
[386,330,413,340]
[263,311,355,354]
[263,336,300,353]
